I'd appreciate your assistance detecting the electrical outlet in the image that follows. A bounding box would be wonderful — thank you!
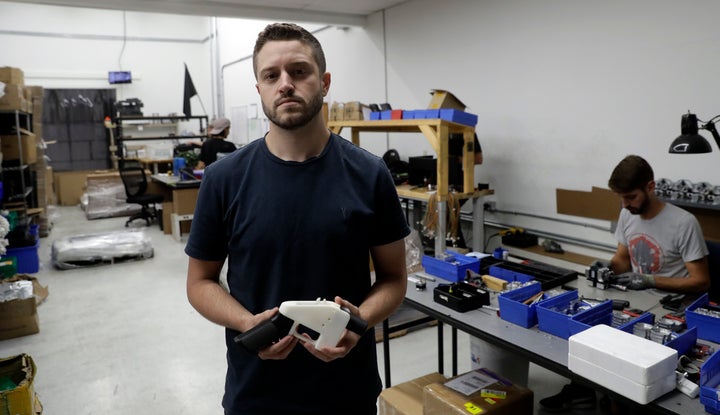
[484,201,497,211]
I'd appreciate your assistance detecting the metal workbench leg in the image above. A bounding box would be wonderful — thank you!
[452,326,458,376]
[383,318,391,387]
[437,321,444,375]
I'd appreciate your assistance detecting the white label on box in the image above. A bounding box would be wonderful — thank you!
[444,370,496,396]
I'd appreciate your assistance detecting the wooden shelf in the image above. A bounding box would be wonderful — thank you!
[328,118,477,199]
[395,184,494,202]
[329,118,491,255]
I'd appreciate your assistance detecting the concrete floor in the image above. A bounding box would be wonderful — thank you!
[0,206,608,414]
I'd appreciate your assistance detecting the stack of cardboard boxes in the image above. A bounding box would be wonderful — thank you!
[0,67,54,236]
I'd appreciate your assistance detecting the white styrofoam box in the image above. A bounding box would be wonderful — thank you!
[568,324,677,385]
[568,354,676,404]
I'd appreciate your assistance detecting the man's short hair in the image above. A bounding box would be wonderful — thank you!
[608,154,654,193]
[252,23,326,79]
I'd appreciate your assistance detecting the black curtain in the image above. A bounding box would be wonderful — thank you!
[43,89,116,171]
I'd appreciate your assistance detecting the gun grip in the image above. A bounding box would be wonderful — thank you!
[344,310,368,335]
[233,313,294,355]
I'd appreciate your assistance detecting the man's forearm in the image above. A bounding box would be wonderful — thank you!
[188,279,252,332]
[358,276,407,328]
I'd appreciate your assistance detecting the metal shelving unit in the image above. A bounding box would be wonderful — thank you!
[0,109,34,209]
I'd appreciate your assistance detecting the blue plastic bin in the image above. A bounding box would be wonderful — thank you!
[5,241,39,274]
[701,348,720,414]
[439,109,478,126]
[566,300,614,337]
[498,282,548,328]
[488,265,534,284]
[685,293,720,343]
[616,313,696,356]
[537,290,608,339]
[422,251,480,282]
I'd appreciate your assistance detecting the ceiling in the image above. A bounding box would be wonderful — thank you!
[4,0,408,25]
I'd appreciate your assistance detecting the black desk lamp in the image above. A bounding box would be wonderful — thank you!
[669,112,720,153]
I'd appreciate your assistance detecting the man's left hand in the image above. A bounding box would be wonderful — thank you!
[614,272,655,290]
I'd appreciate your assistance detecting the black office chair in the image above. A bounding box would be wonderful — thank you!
[119,166,164,227]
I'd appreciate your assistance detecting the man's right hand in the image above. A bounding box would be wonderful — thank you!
[247,307,298,360]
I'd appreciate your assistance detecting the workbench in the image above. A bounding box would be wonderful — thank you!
[382,275,716,414]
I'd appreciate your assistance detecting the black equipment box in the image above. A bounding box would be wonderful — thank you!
[408,155,463,187]
[490,261,577,290]
[116,98,144,117]
[501,233,538,248]
[434,282,490,312]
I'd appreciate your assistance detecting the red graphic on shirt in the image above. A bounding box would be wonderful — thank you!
[627,234,663,274]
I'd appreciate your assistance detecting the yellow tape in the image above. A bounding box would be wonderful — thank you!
[463,402,483,414]
[480,388,507,399]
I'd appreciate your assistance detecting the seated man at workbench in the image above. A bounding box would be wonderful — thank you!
[540,154,711,413]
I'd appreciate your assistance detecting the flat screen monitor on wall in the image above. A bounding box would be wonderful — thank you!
[108,71,132,84]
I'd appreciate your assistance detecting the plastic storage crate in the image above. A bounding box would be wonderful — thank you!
[497,282,544,328]
[5,241,39,274]
[422,251,480,282]
[488,264,534,284]
[617,314,697,356]
[685,293,720,343]
[438,109,478,126]
[700,349,720,414]
[537,291,612,339]
[567,300,613,337]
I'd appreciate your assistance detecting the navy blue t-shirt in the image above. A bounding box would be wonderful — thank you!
[185,133,410,414]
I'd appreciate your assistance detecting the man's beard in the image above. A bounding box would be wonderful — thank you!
[627,191,649,215]
[262,90,324,130]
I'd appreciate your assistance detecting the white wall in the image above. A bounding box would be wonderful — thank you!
[375,0,720,251]
[3,0,720,252]
[0,2,212,118]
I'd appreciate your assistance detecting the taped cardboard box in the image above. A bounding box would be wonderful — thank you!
[378,372,446,415]
[0,84,29,112]
[0,354,43,415]
[556,186,620,221]
[423,368,533,415]
[0,66,25,85]
[427,89,466,111]
[0,128,37,164]
[0,275,49,341]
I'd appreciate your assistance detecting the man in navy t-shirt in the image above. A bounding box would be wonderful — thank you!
[185,23,410,415]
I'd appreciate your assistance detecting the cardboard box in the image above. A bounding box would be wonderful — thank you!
[0,84,29,112]
[556,186,620,221]
[427,89,466,111]
[0,66,25,85]
[378,372,446,415]
[0,354,43,415]
[423,368,533,415]
[0,275,49,341]
[173,188,199,215]
[162,201,173,235]
[1,128,37,163]
[54,169,128,206]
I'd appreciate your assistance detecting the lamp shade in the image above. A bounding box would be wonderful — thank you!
[669,113,713,153]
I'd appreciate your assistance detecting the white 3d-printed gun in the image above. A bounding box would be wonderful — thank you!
[234,298,368,354]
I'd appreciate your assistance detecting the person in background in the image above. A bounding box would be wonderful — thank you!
[540,154,710,413]
[196,117,236,168]
[184,22,410,415]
